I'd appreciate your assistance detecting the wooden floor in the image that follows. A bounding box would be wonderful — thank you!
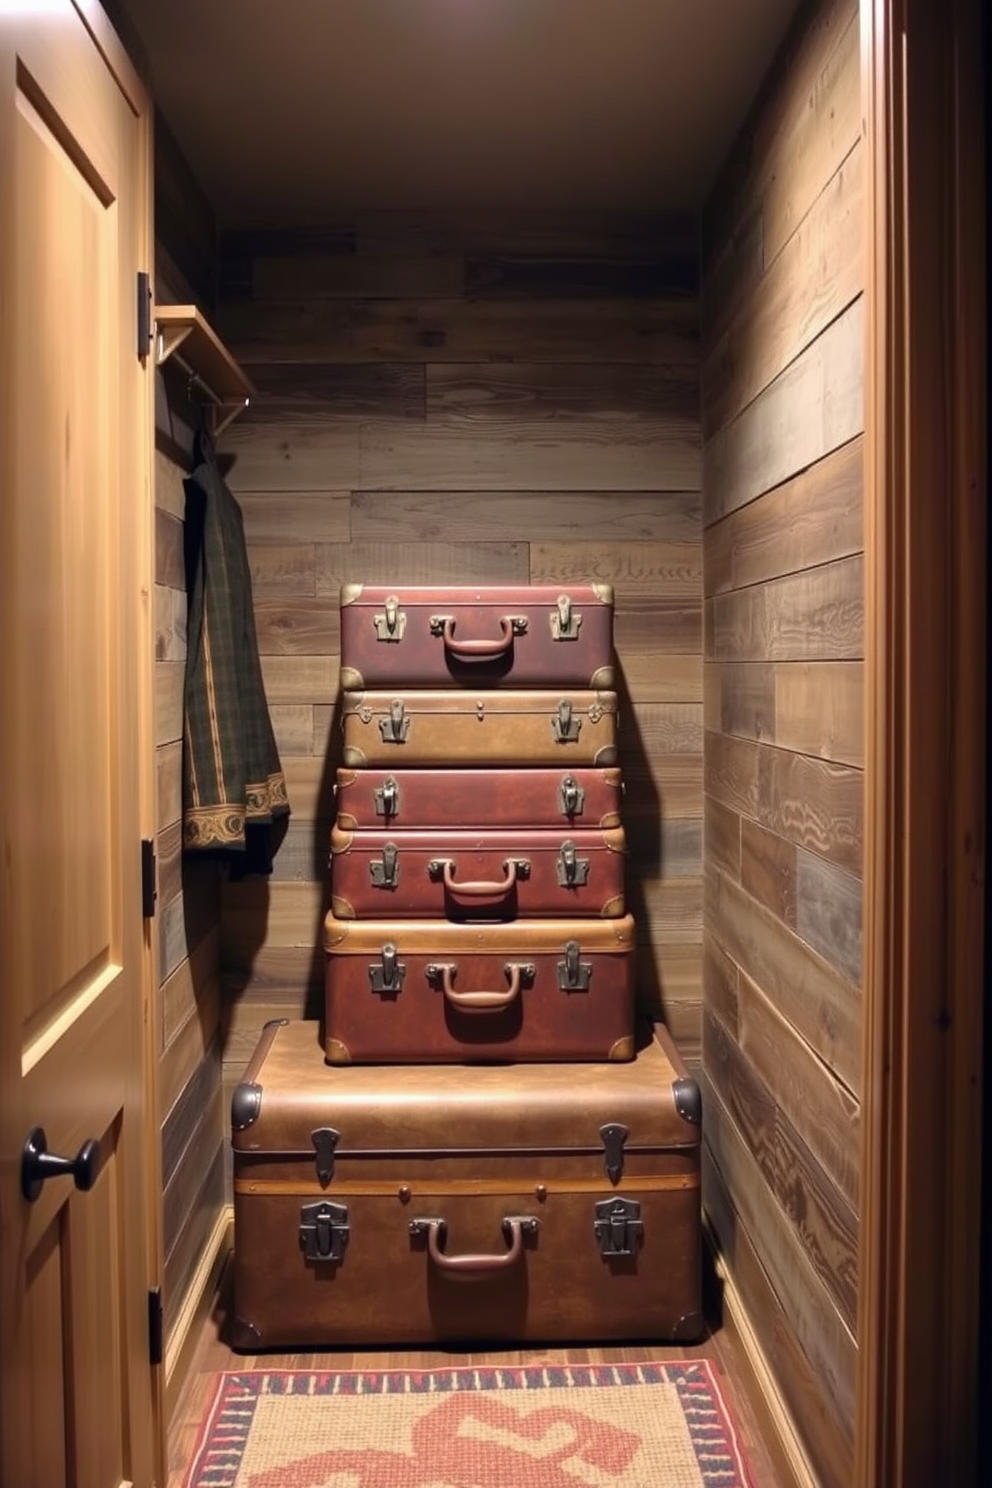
[167,1250,793,1486]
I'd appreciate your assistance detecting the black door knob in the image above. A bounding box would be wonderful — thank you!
[21,1127,100,1204]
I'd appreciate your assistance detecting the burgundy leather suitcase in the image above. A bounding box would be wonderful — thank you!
[231,1018,702,1348]
[339,583,614,690]
[334,765,624,832]
[329,824,626,920]
[341,689,618,768]
[323,912,636,1064]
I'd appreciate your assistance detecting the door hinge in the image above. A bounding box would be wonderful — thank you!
[137,270,153,361]
[148,1286,163,1366]
[141,838,157,918]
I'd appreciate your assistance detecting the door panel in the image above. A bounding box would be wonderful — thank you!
[0,6,156,1486]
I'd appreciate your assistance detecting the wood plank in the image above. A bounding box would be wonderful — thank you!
[704,933,741,1036]
[704,437,863,594]
[157,740,183,833]
[703,1128,855,1488]
[703,145,863,437]
[353,209,697,263]
[704,730,760,818]
[280,756,333,821]
[252,597,339,655]
[156,820,182,914]
[427,364,699,423]
[159,975,222,1118]
[712,662,776,744]
[703,300,864,526]
[359,418,701,493]
[155,661,184,746]
[162,1144,225,1326]
[530,540,701,597]
[796,850,863,986]
[625,816,702,881]
[218,295,699,365]
[615,603,703,654]
[155,505,185,589]
[269,818,330,885]
[736,971,861,1211]
[622,756,703,821]
[161,925,222,1053]
[221,947,323,1007]
[633,878,703,943]
[259,654,338,705]
[241,362,426,422]
[703,1024,858,1338]
[625,702,704,756]
[158,892,189,985]
[463,249,698,300]
[155,449,188,521]
[163,1078,223,1261]
[705,795,741,882]
[248,543,316,597]
[315,540,528,591]
[708,556,863,662]
[741,818,797,928]
[161,1044,221,1191]
[235,491,351,544]
[350,489,702,543]
[251,253,464,300]
[221,879,326,960]
[706,864,861,1094]
[614,653,703,705]
[708,661,864,766]
[222,424,361,492]
[155,584,187,663]
[269,705,316,757]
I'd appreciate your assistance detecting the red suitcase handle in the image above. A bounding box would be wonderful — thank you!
[432,614,521,658]
[439,857,521,898]
[428,960,527,1009]
[411,1215,539,1276]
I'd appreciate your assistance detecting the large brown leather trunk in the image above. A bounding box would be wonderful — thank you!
[341,689,618,768]
[329,824,626,919]
[334,765,623,831]
[231,1018,702,1348]
[339,583,614,690]
[323,912,636,1064]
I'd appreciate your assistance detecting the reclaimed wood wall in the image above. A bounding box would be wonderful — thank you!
[213,212,705,1132]
[699,0,864,1483]
[153,126,225,1375]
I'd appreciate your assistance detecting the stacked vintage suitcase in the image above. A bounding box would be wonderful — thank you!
[231,585,702,1349]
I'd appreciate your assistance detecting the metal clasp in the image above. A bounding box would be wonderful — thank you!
[369,841,399,888]
[373,775,400,818]
[556,839,590,887]
[373,595,406,641]
[300,1200,350,1262]
[558,939,592,992]
[551,593,582,640]
[599,1122,629,1183]
[378,698,410,744]
[369,942,406,996]
[559,774,586,816]
[552,698,582,743]
[311,1127,340,1184]
[593,1197,642,1257]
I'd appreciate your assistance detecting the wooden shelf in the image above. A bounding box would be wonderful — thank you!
[155,304,253,432]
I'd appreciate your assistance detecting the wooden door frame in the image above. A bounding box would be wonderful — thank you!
[858,0,986,1482]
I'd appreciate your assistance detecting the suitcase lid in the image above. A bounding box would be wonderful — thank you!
[341,689,618,718]
[340,583,614,609]
[323,911,635,953]
[231,1019,700,1157]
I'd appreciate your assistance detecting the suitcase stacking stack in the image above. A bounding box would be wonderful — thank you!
[230,585,703,1349]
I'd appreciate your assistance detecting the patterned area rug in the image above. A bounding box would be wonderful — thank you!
[182,1362,755,1487]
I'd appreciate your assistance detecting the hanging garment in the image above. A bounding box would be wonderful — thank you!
[182,443,289,871]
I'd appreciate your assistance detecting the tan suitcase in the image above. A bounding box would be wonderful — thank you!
[323,912,636,1064]
[341,689,618,768]
[231,1018,702,1348]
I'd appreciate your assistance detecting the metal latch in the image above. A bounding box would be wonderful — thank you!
[559,775,586,816]
[558,939,592,992]
[599,1122,629,1183]
[373,595,406,641]
[378,698,410,744]
[369,842,399,888]
[556,840,590,886]
[300,1200,350,1262]
[551,698,582,743]
[311,1127,340,1184]
[373,775,400,818]
[369,943,406,996]
[593,1197,643,1257]
[550,593,582,640]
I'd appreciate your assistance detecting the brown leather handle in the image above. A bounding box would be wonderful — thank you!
[434,961,523,1009]
[423,1217,530,1275]
[440,857,518,898]
[438,615,516,658]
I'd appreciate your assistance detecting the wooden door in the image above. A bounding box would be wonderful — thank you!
[0,5,158,1486]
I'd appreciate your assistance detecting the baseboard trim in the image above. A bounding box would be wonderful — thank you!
[164,1204,234,1425]
[705,1219,817,1488]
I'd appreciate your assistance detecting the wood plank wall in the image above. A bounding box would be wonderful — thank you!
[699,0,864,1483]
[214,212,704,1142]
[153,154,225,1361]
